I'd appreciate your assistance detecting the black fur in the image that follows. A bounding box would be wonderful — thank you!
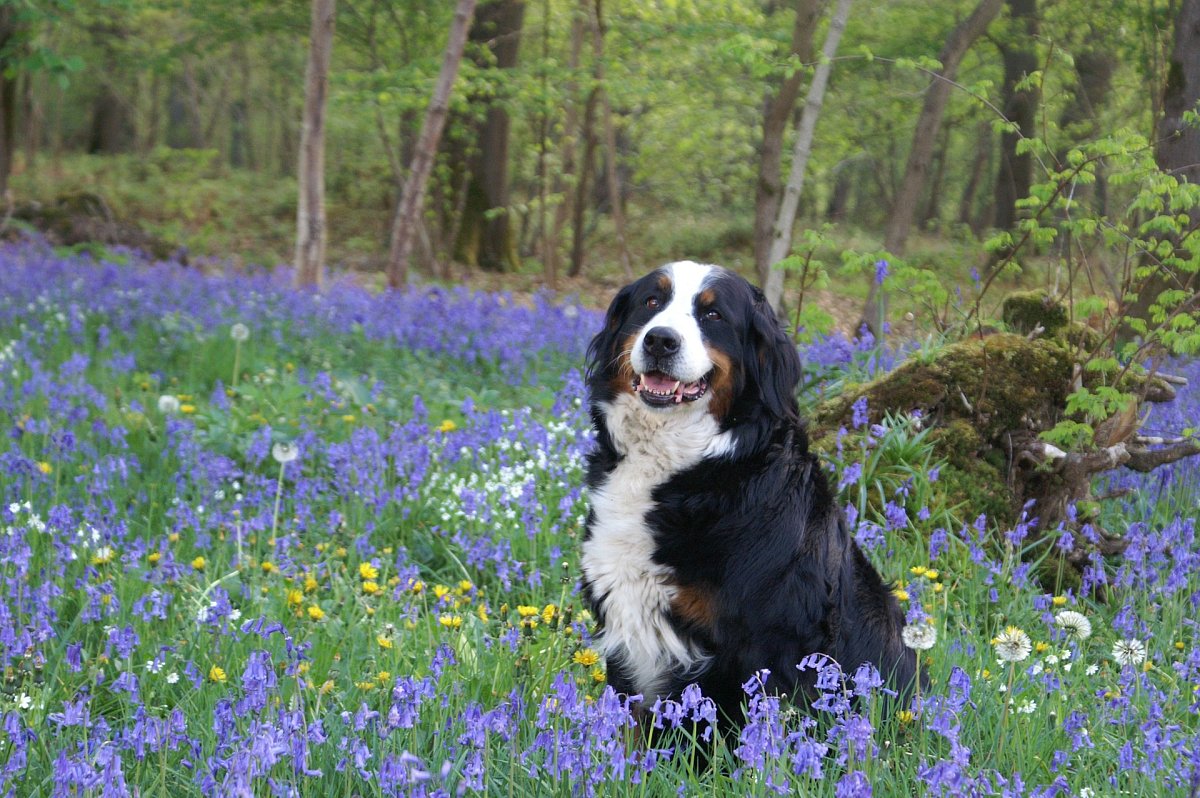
[582,265,917,728]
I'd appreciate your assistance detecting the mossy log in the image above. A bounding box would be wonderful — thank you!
[10,191,178,261]
[808,291,1199,585]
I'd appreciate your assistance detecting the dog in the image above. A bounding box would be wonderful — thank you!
[580,260,917,728]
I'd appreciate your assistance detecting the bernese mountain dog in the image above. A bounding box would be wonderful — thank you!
[581,260,917,728]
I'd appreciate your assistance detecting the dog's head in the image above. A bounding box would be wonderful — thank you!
[587,261,801,439]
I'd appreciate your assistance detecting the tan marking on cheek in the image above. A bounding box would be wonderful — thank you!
[671,583,717,631]
[608,332,639,396]
[704,346,736,421]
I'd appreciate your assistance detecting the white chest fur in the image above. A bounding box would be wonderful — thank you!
[581,393,733,699]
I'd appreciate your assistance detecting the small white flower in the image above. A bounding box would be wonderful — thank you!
[1085,664,1099,676]
[229,609,242,622]
[902,622,938,651]
[16,694,32,710]
[166,672,179,684]
[272,442,299,464]
[1055,610,1093,642]
[1112,638,1147,668]
[157,395,181,414]
[1016,699,1037,714]
[146,659,162,674]
[230,322,250,342]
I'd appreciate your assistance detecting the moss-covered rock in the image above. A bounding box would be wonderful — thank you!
[1002,290,1070,336]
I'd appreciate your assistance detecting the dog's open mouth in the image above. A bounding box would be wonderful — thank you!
[633,371,709,406]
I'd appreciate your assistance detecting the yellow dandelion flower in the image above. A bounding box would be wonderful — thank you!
[377,670,391,684]
[37,461,52,475]
[304,574,319,593]
[542,604,558,625]
[573,648,600,667]
[362,581,380,595]
[896,710,916,724]
[892,587,909,602]
[591,667,606,683]
[909,566,927,577]
[1052,595,1068,607]
[437,419,457,433]
[439,614,463,629]
[307,604,325,621]
[355,680,376,690]
[335,547,347,559]
[341,414,356,423]
[319,680,335,695]
[359,562,379,581]
[209,665,227,683]
[287,589,303,608]
[433,584,451,600]
[925,569,940,580]
[1035,641,1050,654]
[516,605,539,617]
[932,582,944,593]
[191,556,206,571]
[477,604,489,623]
[377,635,393,650]
[261,561,276,574]
[168,532,180,543]
[180,404,195,414]
[1176,641,1186,651]
[408,579,425,594]
[458,580,474,594]
[148,551,161,564]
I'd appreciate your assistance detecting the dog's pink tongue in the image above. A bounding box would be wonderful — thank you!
[640,373,677,392]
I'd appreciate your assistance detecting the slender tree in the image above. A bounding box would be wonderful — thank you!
[861,0,1003,330]
[294,0,337,289]
[763,0,853,312]
[454,0,525,273]
[992,0,1038,236]
[754,0,823,289]
[592,0,631,281]
[386,0,477,288]
[1127,0,1200,326]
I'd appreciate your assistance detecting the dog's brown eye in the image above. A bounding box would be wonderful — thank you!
[646,297,660,310]
[704,308,722,321]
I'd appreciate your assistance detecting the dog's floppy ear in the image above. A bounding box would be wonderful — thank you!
[586,282,637,380]
[748,286,802,421]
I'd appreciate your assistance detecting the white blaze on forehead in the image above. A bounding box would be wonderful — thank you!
[630,261,717,381]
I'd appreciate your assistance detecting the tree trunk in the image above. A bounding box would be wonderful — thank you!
[455,0,525,273]
[754,0,823,288]
[386,0,477,288]
[883,0,1003,256]
[294,0,337,290]
[862,0,1002,332]
[763,0,853,312]
[991,0,1039,236]
[957,120,991,229]
[1127,0,1200,326]
[544,0,588,286]
[593,0,632,280]
[568,85,600,278]
[0,6,18,197]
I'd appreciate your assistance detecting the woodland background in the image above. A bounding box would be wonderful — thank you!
[6,0,1198,330]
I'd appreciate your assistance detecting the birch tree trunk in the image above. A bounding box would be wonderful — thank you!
[763,0,853,311]
[754,0,823,288]
[386,0,477,288]
[294,0,337,290]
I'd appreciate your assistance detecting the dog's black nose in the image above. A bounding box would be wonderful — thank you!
[643,326,681,359]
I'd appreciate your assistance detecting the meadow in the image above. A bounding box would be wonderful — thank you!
[1,236,1199,797]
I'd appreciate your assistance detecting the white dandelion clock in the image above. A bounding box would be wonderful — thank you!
[1054,610,1093,642]
[994,626,1033,663]
[1112,638,1146,668]
[902,622,938,651]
